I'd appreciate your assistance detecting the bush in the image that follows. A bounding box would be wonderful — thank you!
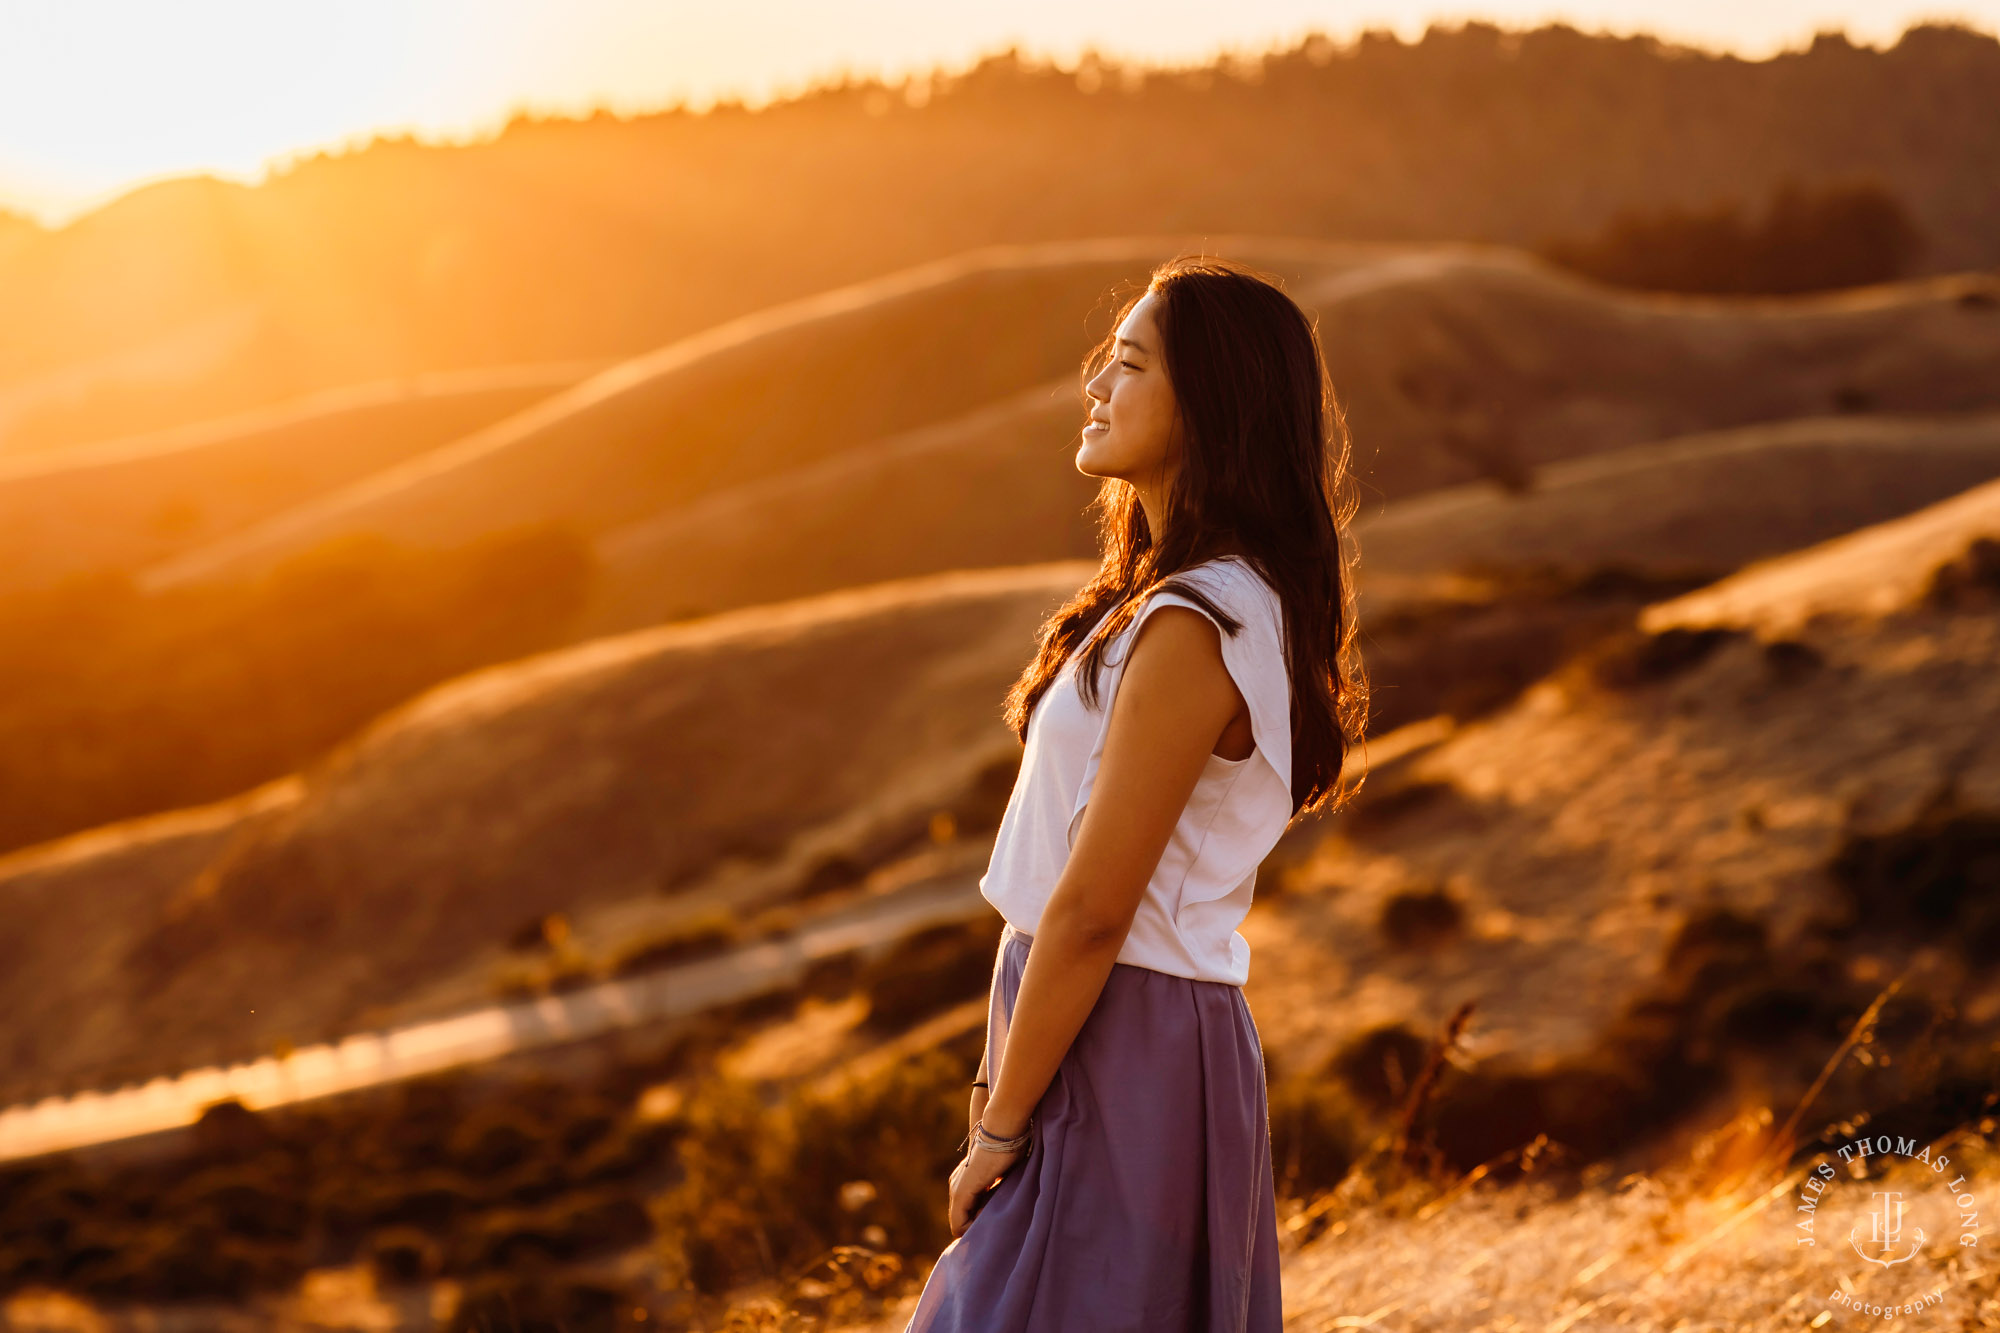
[785,1048,971,1257]
[653,1075,798,1293]
[1828,802,2000,958]
[1378,883,1465,951]
[1267,1074,1365,1199]
[611,909,743,976]
[0,1061,692,1306]
[655,1046,973,1295]
[1541,177,1924,294]
[1925,534,2000,608]
[368,1226,443,1283]
[160,1166,309,1243]
[1330,1024,1433,1110]
[1584,625,1741,690]
[857,918,1003,1033]
[447,1274,646,1333]
[357,1169,485,1234]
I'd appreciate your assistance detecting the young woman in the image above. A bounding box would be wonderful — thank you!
[902,255,1369,1332]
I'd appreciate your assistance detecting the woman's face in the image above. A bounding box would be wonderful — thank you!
[1078,291,1180,489]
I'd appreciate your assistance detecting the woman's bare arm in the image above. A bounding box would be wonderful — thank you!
[976,605,1245,1140]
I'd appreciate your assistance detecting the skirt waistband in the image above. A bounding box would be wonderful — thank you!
[1001,919,1253,992]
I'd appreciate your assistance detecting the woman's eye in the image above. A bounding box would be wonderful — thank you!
[1120,360,1140,371]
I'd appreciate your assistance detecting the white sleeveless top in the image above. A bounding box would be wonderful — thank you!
[978,555,1294,986]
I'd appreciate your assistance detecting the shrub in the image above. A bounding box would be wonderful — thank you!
[1267,1074,1365,1200]
[447,1274,646,1333]
[654,1045,972,1295]
[1330,1024,1434,1111]
[857,918,1003,1033]
[611,909,743,976]
[1378,883,1465,951]
[367,1225,443,1283]
[1828,802,2000,958]
[652,1075,799,1294]
[1584,625,1741,690]
[1924,534,2000,608]
[1540,177,1924,294]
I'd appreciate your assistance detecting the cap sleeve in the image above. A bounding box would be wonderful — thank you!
[1064,559,1294,850]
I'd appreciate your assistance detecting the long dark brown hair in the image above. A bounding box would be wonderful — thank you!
[1001,254,1370,821]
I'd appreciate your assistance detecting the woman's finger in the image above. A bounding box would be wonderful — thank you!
[947,1159,970,1237]
[946,1146,1021,1239]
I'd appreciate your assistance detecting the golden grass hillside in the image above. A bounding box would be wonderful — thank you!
[1238,483,2000,1177]
[131,238,1357,592]
[4,23,1997,456]
[134,241,2000,625]
[587,402,2000,652]
[1352,410,2000,609]
[0,563,1089,1104]
[1334,410,2000,736]
[43,228,2000,867]
[0,363,597,596]
[11,396,2000,1101]
[552,468,2000,1328]
[558,256,2000,735]
[859,1128,2000,1331]
[1643,465,2000,640]
[5,435,2000,1333]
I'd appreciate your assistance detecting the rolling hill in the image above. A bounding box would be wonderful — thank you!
[4,22,1997,457]
[1240,475,2000,1169]
[129,240,2000,626]
[6,236,2000,881]
[0,363,598,596]
[1351,410,2000,608]
[6,235,2000,1119]
[0,564,1083,1104]
[1640,464,2000,638]
[9,440,2000,1117]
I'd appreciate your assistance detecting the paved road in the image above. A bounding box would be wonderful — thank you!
[0,875,989,1162]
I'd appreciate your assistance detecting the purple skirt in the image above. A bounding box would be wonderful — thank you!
[903,922,1284,1332]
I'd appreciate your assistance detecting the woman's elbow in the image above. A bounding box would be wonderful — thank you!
[1040,892,1137,952]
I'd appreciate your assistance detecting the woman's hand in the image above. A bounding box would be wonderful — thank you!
[947,1138,1027,1238]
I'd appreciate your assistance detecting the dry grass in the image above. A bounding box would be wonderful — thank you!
[1262,1122,1997,1332]
[7,23,1998,462]
[0,565,1067,1104]
[103,242,2000,636]
[0,365,594,597]
[5,244,1999,1104]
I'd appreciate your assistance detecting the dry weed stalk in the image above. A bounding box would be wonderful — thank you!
[1540,964,1930,1330]
[1285,999,1479,1245]
[1388,998,1477,1182]
[1711,963,1917,1199]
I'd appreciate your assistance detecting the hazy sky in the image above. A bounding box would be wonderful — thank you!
[3,0,1993,226]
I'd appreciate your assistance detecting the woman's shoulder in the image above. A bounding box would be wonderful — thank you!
[1167,555,1282,633]
[1168,555,1294,788]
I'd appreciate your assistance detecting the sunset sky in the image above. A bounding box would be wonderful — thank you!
[3,0,1994,227]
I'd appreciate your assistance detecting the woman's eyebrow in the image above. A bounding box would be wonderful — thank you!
[1115,336,1151,356]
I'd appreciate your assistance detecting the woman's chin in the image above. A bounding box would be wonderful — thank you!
[1075,438,1120,479]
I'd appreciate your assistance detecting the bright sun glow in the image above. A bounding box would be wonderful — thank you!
[1,0,1993,225]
